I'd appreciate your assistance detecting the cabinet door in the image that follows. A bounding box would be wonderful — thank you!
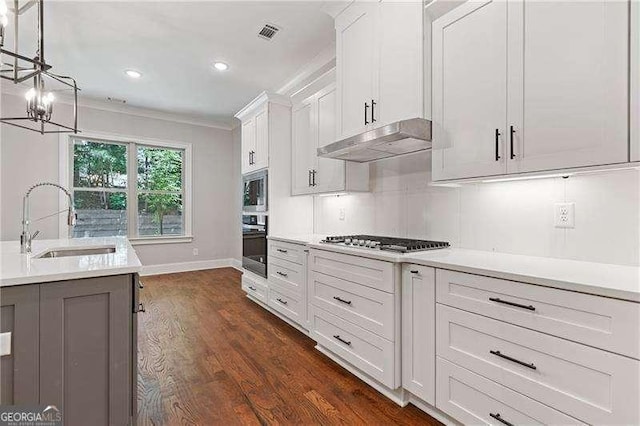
[40,276,132,426]
[0,285,39,405]
[401,265,435,405]
[241,119,256,174]
[432,0,508,181]
[375,0,423,127]
[315,86,346,193]
[507,0,629,173]
[253,107,269,170]
[291,101,315,195]
[336,2,377,139]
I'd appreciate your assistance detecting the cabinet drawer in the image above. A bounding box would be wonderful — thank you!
[268,287,303,326]
[268,257,304,298]
[269,241,306,265]
[242,273,267,304]
[436,269,640,359]
[308,249,396,293]
[311,307,397,388]
[436,357,583,425]
[309,270,395,340]
[436,304,640,425]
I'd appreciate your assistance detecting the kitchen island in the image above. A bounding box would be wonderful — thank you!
[0,236,142,426]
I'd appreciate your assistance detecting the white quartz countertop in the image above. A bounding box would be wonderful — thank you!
[0,237,142,287]
[275,236,640,302]
[268,234,327,245]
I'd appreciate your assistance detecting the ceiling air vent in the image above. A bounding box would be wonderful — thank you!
[258,24,280,41]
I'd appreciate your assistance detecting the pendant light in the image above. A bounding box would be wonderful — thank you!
[0,0,79,135]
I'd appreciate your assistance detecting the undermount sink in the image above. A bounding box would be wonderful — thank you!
[36,246,116,259]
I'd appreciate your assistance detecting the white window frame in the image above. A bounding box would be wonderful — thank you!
[59,131,193,245]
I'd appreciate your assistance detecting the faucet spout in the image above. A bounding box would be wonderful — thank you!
[20,182,76,254]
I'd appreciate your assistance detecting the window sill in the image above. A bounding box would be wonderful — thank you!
[129,235,194,246]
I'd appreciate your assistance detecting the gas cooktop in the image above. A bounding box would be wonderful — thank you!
[321,235,450,253]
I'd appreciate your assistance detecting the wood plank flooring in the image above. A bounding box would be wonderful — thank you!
[137,268,440,425]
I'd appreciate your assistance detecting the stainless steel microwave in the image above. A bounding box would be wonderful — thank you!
[243,170,267,213]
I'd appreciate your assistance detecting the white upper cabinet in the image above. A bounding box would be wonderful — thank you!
[432,0,508,181]
[236,93,290,175]
[336,2,377,140]
[241,119,256,175]
[253,107,269,171]
[336,0,423,140]
[291,83,369,196]
[432,0,631,181]
[507,0,629,173]
[292,101,315,195]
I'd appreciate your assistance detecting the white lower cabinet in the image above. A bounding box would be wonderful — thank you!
[241,271,268,304]
[241,240,310,330]
[309,249,401,390]
[436,357,583,425]
[401,264,435,405]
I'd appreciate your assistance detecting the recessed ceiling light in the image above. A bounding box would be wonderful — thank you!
[125,70,142,79]
[213,62,228,71]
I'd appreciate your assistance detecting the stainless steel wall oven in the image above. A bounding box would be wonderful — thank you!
[242,214,267,278]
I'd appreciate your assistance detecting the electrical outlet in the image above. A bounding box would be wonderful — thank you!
[339,208,346,221]
[192,248,199,256]
[554,202,575,228]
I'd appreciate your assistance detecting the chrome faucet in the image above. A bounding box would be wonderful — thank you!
[21,182,76,254]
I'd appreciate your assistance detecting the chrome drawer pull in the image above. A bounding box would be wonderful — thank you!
[276,248,288,254]
[489,297,535,311]
[276,298,288,305]
[276,271,288,278]
[333,296,352,305]
[248,286,257,291]
[333,335,351,346]
[410,270,419,274]
[138,303,146,313]
[490,350,537,370]
[490,413,514,426]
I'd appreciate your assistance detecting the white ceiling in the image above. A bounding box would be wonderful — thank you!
[4,1,335,127]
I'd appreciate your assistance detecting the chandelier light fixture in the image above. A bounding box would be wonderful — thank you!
[0,0,79,134]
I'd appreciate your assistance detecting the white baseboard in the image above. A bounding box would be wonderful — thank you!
[141,258,242,276]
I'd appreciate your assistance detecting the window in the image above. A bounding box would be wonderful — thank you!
[66,134,191,242]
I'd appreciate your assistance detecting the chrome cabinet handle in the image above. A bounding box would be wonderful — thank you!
[312,170,317,186]
[138,281,144,289]
[276,271,288,278]
[410,270,419,274]
[510,125,516,159]
[333,296,352,305]
[333,335,351,346]
[489,297,535,311]
[490,413,514,426]
[248,286,257,291]
[495,129,501,161]
[364,102,370,125]
[276,298,288,305]
[138,303,146,313]
[276,248,288,254]
[371,99,376,123]
[490,350,536,370]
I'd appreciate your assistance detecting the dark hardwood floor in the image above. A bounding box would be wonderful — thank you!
[137,268,440,425]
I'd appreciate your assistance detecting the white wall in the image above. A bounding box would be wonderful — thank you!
[314,151,640,267]
[1,92,239,267]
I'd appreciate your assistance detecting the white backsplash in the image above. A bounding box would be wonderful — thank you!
[314,151,640,266]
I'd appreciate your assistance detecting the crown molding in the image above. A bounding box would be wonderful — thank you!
[234,91,291,121]
[276,44,336,97]
[0,82,235,131]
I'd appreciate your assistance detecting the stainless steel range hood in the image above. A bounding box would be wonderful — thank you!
[317,118,432,162]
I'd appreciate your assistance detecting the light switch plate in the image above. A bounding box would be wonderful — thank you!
[0,332,11,356]
[554,202,575,228]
